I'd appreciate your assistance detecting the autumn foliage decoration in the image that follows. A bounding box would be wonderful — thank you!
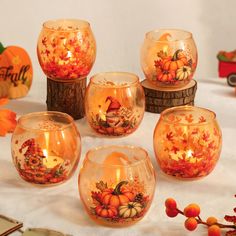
[37,20,96,80]
[0,98,16,136]
[153,106,222,179]
[165,197,236,236]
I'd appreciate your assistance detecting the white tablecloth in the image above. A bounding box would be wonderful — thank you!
[1,78,236,236]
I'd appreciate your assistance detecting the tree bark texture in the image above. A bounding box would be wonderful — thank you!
[46,77,87,120]
[141,79,197,114]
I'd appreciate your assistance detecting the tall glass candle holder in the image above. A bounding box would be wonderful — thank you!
[153,106,222,180]
[79,145,156,227]
[85,72,145,136]
[37,19,96,119]
[11,111,81,185]
[141,29,197,88]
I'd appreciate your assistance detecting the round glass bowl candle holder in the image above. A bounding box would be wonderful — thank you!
[11,111,81,185]
[37,19,96,119]
[153,106,222,180]
[79,146,156,227]
[85,72,145,136]
[37,19,96,80]
[141,29,197,88]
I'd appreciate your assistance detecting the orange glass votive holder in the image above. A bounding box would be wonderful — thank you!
[141,29,198,88]
[78,146,156,227]
[85,72,145,136]
[153,106,222,179]
[11,111,81,185]
[37,19,96,80]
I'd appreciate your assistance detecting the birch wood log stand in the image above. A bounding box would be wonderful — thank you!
[46,77,87,120]
[141,79,197,113]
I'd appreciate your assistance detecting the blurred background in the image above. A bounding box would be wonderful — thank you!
[1,0,235,81]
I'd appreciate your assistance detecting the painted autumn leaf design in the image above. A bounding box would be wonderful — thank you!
[198,115,206,123]
[0,98,17,136]
[166,132,174,142]
[185,114,194,123]
[96,180,108,191]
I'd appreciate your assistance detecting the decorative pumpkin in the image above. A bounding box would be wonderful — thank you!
[162,49,188,71]
[95,205,118,218]
[101,181,135,208]
[176,66,192,81]
[8,83,29,99]
[0,80,11,97]
[0,42,33,99]
[157,70,175,82]
[119,202,143,218]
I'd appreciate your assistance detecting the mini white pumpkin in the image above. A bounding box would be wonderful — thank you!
[8,83,28,99]
[176,66,192,81]
[119,202,143,218]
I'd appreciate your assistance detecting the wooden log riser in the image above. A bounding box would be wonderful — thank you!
[142,79,197,114]
[46,77,87,120]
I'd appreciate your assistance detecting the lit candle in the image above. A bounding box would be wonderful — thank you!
[103,152,131,183]
[42,149,64,168]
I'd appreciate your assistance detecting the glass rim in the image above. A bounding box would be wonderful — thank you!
[160,105,216,126]
[17,111,75,132]
[90,72,139,88]
[145,28,193,42]
[85,145,149,168]
[42,18,90,31]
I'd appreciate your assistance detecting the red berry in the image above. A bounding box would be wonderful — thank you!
[165,207,178,218]
[184,217,198,231]
[165,198,177,209]
[206,216,218,226]
[208,225,221,236]
[184,203,200,217]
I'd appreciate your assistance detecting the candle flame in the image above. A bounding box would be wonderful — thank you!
[187,150,193,158]
[67,51,72,58]
[116,169,120,183]
[163,45,168,54]
[43,149,48,157]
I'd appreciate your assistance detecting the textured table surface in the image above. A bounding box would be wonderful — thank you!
[0,78,236,236]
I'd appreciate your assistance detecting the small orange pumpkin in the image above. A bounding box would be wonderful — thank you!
[101,181,135,208]
[95,205,118,218]
[0,42,33,99]
[157,70,175,82]
[162,49,188,71]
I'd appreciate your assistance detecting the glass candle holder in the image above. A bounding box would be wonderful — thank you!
[11,111,81,185]
[37,19,96,119]
[153,106,222,179]
[37,19,96,80]
[141,29,197,88]
[79,146,156,227]
[85,72,145,136]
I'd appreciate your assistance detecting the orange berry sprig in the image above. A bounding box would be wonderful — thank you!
[165,197,236,236]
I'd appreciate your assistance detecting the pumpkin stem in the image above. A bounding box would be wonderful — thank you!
[172,49,183,61]
[113,181,128,195]
[0,42,5,54]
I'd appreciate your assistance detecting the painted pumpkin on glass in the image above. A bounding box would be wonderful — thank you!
[162,50,188,71]
[95,205,118,218]
[101,181,135,207]
[176,66,192,81]
[141,29,197,88]
[119,202,143,218]
[157,70,175,82]
[0,42,33,99]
